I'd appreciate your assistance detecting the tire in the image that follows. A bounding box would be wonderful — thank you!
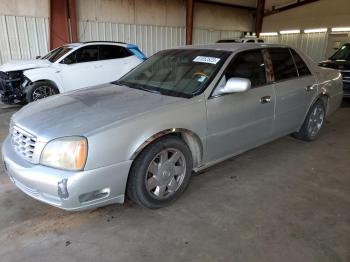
[25,81,59,103]
[293,99,326,141]
[127,136,193,209]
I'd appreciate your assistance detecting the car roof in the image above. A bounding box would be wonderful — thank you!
[179,43,290,52]
[63,41,128,48]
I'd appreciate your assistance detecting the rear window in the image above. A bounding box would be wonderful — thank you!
[268,48,298,81]
[291,49,311,77]
[99,45,132,60]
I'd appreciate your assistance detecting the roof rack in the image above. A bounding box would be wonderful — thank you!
[82,41,127,44]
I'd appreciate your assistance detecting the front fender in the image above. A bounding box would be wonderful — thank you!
[23,68,63,93]
[84,96,208,171]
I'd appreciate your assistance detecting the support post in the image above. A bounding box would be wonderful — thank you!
[49,0,77,50]
[255,0,265,37]
[186,0,194,45]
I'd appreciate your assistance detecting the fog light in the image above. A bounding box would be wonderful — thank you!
[58,179,69,199]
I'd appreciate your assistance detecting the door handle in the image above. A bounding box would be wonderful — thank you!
[305,85,315,91]
[94,64,103,69]
[260,96,272,104]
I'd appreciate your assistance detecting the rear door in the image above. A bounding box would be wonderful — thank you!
[98,44,141,82]
[206,49,275,162]
[269,48,316,136]
[290,48,318,110]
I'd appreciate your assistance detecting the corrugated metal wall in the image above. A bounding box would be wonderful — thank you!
[0,15,49,64]
[78,21,242,56]
[193,28,242,45]
[0,16,337,64]
[300,33,329,62]
[78,21,185,57]
[262,32,329,62]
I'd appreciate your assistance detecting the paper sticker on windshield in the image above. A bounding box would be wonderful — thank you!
[193,56,220,65]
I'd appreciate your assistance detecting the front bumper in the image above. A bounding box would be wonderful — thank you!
[1,136,132,211]
[340,70,350,97]
[0,71,26,104]
[343,82,350,97]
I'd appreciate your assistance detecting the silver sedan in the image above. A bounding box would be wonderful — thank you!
[1,43,343,210]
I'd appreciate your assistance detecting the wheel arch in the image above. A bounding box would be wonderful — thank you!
[23,70,63,93]
[32,79,60,91]
[130,128,204,169]
[297,93,329,132]
[311,92,329,114]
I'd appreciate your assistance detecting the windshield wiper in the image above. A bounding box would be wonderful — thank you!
[113,80,162,95]
[135,86,162,95]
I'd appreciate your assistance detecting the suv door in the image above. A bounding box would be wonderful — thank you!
[268,48,317,136]
[98,44,139,82]
[206,49,275,162]
[59,45,101,91]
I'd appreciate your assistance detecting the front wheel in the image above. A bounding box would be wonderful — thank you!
[25,81,59,103]
[127,136,193,209]
[293,99,326,141]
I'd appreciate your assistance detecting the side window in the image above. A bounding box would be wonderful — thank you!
[268,48,298,81]
[74,45,99,63]
[290,49,311,76]
[225,49,267,88]
[246,39,255,43]
[99,45,132,60]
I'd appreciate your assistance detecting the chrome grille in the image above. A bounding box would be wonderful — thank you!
[340,70,350,82]
[11,126,37,162]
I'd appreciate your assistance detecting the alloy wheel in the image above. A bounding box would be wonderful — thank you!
[32,86,56,101]
[145,148,187,199]
[308,103,325,137]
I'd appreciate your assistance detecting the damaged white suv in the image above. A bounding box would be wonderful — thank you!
[0,41,146,104]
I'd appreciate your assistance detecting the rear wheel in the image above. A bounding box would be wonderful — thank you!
[25,81,59,102]
[293,99,326,141]
[127,136,193,209]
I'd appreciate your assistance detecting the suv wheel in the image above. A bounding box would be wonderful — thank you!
[26,81,59,102]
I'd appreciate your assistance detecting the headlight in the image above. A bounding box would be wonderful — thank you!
[40,137,87,171]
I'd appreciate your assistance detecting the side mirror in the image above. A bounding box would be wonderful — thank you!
[36,55,41,59]
[61,57,74,65]
[213,77,251,96]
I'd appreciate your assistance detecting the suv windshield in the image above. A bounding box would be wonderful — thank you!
[116,49,230,98]
[41,46,73,63]
[330,44,350,60]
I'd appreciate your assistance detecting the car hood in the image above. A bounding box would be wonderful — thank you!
[0,59,52,72]
[12,83,185,141]
[319,59,350,70]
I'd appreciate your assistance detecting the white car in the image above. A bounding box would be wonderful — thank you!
[0,41,146,103]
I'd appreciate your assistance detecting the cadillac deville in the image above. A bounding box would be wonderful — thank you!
[1,43,343,210]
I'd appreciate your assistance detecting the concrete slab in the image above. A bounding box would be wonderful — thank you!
[0,101,349,262]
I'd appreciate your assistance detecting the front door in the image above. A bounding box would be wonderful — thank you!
[206,49,275,163]
[59,45,102,92]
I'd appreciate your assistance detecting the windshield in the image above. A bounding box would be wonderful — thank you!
[41,46,73,62]
[116,49,230,98]
[330,44,350,60]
